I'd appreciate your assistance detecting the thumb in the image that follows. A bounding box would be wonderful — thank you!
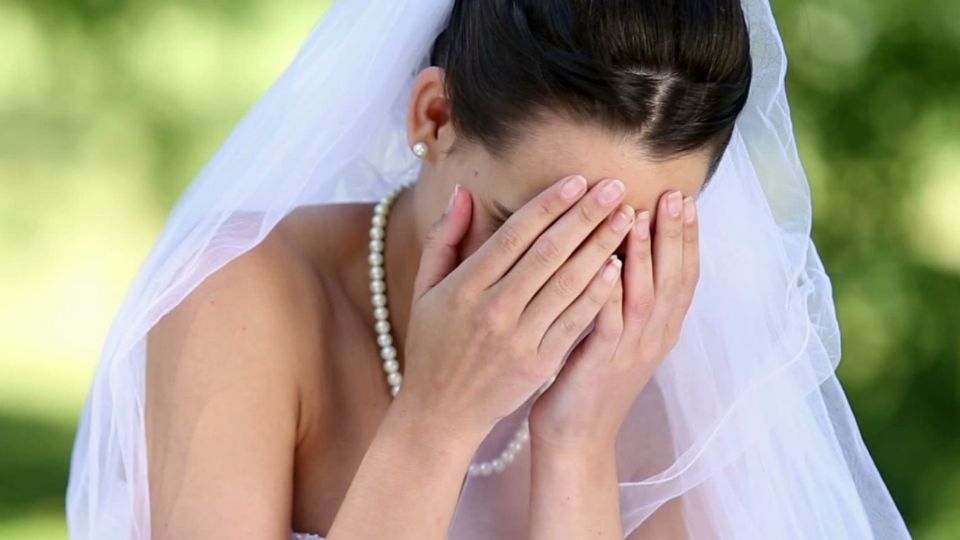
[413,184,472,300]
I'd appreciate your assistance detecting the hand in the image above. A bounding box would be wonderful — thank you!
[528,189,700,454]
[398,175,637,437]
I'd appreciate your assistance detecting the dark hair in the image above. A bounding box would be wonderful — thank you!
[429,0,752,182]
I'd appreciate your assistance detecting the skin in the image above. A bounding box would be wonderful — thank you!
[145,65,708,539]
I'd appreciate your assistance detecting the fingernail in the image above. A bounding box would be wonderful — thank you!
[560,175,587,200]
[667,191,683,217]
[611,205,635,232]
[683,196,696,223]
[603,255,622,282]
[445,184,459,214]
[635,211,650,239]
[598,179,625,205]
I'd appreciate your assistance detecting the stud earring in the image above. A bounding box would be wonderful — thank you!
[412,141,428,158]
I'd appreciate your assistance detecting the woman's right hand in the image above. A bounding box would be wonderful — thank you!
[399,174,635,436]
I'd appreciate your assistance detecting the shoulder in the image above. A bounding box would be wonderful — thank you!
[145,202,374,427]
[275,201,375,275]
[144,211,343,536]
[148,209,327,363]
[146,207,347,444]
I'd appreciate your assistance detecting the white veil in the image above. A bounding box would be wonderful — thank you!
[65,0,911,538]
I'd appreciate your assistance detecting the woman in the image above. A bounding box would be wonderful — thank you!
[66,0,910,538]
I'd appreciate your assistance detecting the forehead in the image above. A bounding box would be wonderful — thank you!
[491,112,711,213]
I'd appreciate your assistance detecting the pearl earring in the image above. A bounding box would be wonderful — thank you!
[412,141,428,158]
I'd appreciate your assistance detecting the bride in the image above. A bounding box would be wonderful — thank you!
[66,0,911,538]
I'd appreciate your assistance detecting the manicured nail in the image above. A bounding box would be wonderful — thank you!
[561,175,587,200]
[603,255,622,282]
[635,211,650,239]
[683,196,696,223]
[611,205,635,232]
[598,179,625,205]
[667,191,683,217]
[445,184,459,214]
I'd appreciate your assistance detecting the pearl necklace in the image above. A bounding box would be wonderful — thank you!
[368,183,557,477]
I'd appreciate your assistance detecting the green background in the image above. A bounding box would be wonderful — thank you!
[1,0,957,537]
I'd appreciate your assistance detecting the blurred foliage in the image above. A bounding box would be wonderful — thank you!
[0,0,957,538]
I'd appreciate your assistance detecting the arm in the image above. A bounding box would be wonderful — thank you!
[529,440,623,539]
[528,439,690,540]
[326,393,486,539]
[146,235,309,539]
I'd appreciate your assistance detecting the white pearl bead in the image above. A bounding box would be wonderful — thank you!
[368,183,526,479]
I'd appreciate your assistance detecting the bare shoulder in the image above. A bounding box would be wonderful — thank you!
[147,209,330,387]
[274,201,374,274]
[144,208,345,537]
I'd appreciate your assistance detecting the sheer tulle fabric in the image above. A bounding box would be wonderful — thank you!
[66,0,910,538]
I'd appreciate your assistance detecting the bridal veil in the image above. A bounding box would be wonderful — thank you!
[66,0,911,538]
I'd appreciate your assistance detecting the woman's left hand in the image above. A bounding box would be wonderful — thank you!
[528,189,700,455]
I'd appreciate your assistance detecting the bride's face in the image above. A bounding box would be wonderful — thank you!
[430,111,712,261]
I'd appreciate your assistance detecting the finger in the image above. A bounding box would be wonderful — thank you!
[454,174,588,289]
[412,184,473,300]
[520,202,633,337]
[643,190,685,341]
[564,260,625,370]
[492,177,626,307]
[665,196,700,344]
[538,255,622,366]
[622,210,655,339]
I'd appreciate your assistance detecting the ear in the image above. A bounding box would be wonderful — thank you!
[406,66,454,163]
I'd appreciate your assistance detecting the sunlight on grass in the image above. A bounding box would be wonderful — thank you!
[0,510,66,540]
